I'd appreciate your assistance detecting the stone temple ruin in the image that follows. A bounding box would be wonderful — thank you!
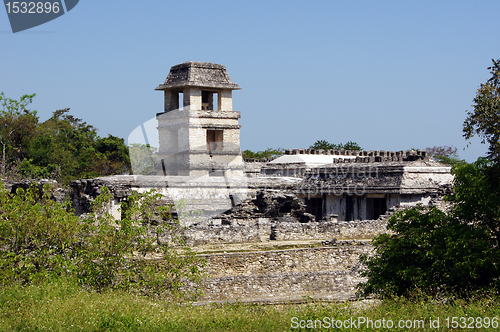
[69,61,454,303]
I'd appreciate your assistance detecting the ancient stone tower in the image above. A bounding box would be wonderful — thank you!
[155,61,243,177]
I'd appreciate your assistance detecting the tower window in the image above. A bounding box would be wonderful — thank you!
[207,130,223,152]
[170,91,183,110]
[202,91,218,110]
[178,92,183,110]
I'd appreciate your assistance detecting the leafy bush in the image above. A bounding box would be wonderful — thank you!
[0,182,81,285]
[447,158,500,245]
[0,182,204,300]
[358,205,500,298]
[76,187,204,299]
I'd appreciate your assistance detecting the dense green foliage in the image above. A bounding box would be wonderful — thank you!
[359,60,500,299]
[448,158,500,245]
[0,182,81,285]
[242,147,285,160]
[0,182,204,299]
[0,93,38,177]
[464,59,500,163]
[309,139,362,150]
[0,93,131,184]
[358,206,500,298]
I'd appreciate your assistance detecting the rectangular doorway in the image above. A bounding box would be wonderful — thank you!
[366,197,387,220]
[305,197,323,221]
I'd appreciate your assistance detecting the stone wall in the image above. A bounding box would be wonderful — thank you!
[200,246,369,277]
[271,220,387,241]
[164,219,386,246]
[244,161,267,177]
[192,245,373,303]
[173,224,262,246]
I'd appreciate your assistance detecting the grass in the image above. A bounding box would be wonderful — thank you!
[1,279,500,331]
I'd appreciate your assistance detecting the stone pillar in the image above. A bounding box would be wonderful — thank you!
[220,90,232,111]
[184,87,201,110]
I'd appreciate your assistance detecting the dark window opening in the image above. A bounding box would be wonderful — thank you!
[171,91,184,111]
[366,197,387,220]
[207,129,223,152]
[169,91,181,111]
[346,195,355,221]
[202,91,218,110]
[279,202,292,214]
[305,197,323,221]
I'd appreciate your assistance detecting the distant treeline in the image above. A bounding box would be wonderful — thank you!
[0,93,130,185]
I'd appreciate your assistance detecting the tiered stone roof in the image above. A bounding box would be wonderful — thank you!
[155,61,241,90]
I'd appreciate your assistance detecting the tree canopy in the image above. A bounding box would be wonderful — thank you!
[242,148,284,160]
[0,93,131,184]
[464,59,500,163]
[129,143,158,175]
[309,140,362,151]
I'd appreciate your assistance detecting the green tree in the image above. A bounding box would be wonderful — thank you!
[459,59,500,242]
[94,135,131,175]
[341,140,363,151]
[309,140,338,150]
[0,93,39,177]
[32,108,130,183]
[0,94,131,184]
[358,206,500,298]
[463,59,500,162]
[129,143,158,175]
[242,148,284,160]
[309,140,362,150]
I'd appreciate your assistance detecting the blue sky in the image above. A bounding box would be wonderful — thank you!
[1,0,499,162]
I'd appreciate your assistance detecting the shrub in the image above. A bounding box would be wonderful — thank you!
[358,205,500,298]
[0,182,81,284]
[0,182,204,300]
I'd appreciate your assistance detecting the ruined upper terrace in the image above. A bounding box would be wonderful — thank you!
[283,148,429,163]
